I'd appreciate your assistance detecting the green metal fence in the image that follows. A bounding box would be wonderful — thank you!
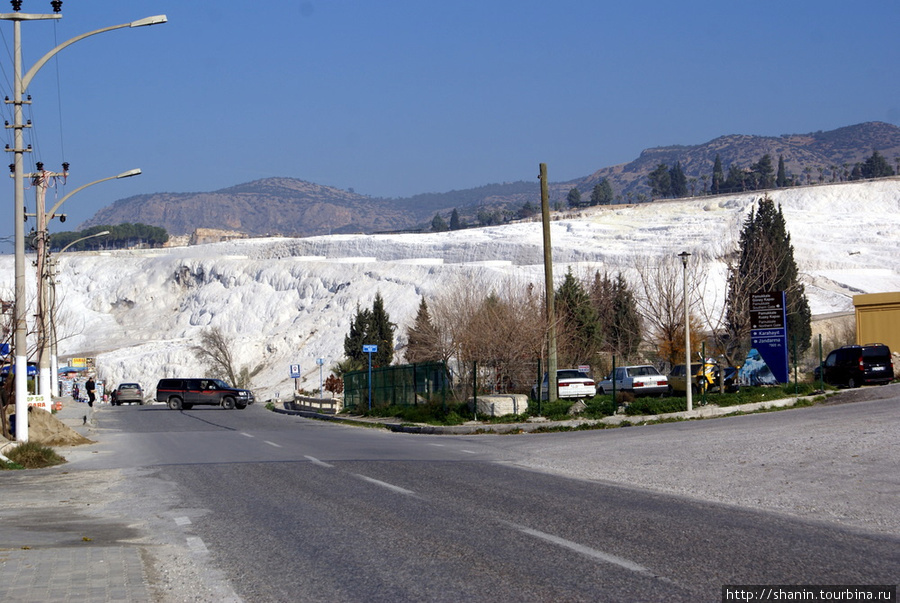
[343,362,451,411]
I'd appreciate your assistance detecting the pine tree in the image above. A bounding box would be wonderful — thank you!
[590,179,614,205]
[405,297,442,363]
[648,164,672,199]
[431,213,448,232]
[725,197,812,362]
[343,293,395,369]
[860,150,894,178]
[567,187,582,208]
[751,154,775,190]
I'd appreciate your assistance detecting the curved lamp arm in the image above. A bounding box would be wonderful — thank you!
[48,168,141,219]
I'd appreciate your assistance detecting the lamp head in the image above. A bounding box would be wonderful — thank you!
[130,15,167,27]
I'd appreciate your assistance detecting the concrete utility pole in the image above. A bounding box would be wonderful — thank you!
[540,164,558,402]
[1,4,166,442]
[31,164,68,399]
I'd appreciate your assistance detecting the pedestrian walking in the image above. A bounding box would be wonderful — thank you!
[86,377,96,408]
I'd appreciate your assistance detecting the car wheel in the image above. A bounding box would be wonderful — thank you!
[847,377,858,388]
[167,397,183,410]
[222,397,236,410]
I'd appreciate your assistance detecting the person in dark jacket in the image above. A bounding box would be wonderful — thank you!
[86,378,96,408]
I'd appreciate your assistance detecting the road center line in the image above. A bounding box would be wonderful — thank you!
[240,432,254,438]
[353,474,417,497]
[505,522,673,583]
[264,440,282,448]
[304,455,334,468]
[174,516,191,527]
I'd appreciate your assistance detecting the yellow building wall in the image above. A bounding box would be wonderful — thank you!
[854,292,900,352]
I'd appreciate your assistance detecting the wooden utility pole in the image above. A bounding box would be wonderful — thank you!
[539,163,558,402]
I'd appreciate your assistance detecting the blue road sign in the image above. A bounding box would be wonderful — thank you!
[362,344,378,353]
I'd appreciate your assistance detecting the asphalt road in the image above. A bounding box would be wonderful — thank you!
[63,386,900,602]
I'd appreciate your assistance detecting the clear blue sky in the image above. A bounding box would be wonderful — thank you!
[1,0,898,249]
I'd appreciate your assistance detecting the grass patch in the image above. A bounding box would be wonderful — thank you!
[1,441,65,470]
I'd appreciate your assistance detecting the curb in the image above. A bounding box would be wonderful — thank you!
[271,392,829,435]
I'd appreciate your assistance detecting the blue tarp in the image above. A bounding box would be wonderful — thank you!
[0,363,39,376]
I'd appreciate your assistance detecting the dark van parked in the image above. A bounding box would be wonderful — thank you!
[155,378,254,410]
[822,344,893,388]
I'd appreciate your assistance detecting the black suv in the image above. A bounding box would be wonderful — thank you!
[822,344,893,388]
[155,378,254,410]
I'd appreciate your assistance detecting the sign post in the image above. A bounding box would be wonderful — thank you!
[316,358,325,398]
[362,345,377,411]
[749,291,789,383]
[289,364,301,393]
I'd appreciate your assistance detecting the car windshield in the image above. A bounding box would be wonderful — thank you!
[212,379,231,389]
[119,384,139,390]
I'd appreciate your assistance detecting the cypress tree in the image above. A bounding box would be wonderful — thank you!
[725,197,812,361]
[712,154,724,194]
[368,292,395,367]
[556,269,601,366]
[776,155,787,187]
[669,162,688,198]
[450,208,461,230]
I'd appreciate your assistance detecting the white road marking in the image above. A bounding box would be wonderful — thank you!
[304,455,334,468]
[353,474,417,496]
[264,440,282,448]
[186,536,209,554]
[174,516,191,527]
[428,443,445,447]
[240,432,254,438]
[460,449,477,454]
[506,522,673,583]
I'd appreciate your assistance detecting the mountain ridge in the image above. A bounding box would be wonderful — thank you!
[79,121,900,237]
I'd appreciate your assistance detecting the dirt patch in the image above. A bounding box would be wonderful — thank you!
[5,406,94,447]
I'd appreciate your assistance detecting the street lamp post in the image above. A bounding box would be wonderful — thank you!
[38,169,140,397]
[679,251,692,412]
[48,230,110,396]
[1,5,166,442]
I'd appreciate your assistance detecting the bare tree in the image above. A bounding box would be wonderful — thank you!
[631,253,704,366]
[192,326,263,389]
[430,275,546,396]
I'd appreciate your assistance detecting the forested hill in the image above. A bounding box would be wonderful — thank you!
[78,121,900,237]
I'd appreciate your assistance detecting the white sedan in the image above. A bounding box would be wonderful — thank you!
[532,369,597,401]
[598,365,668,396]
